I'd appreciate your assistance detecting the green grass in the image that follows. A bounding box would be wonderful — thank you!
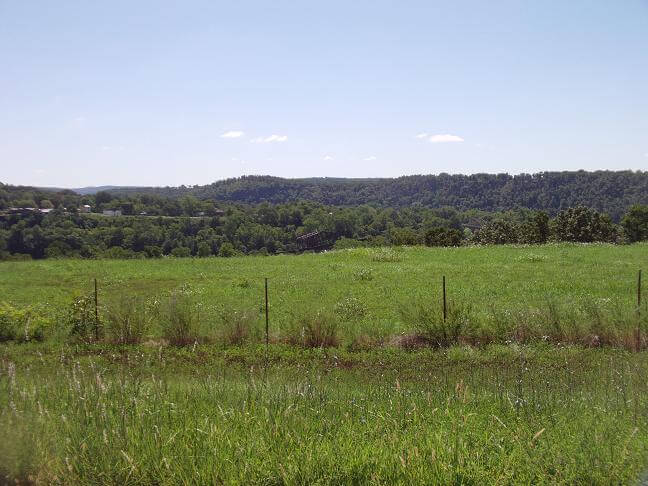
[2,244,648,483]
[1,343,648,484]
[0,243,646,347]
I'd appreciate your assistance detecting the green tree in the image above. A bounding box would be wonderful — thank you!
[218,242,236,257]
[475,220,519,244]
[424,227,463,247]
[171,246,192,258]
[197,242,212,257]
[553,206,617,243]
[621,205,648,242]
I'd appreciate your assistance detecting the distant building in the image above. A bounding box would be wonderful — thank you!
[79,204,91,213]
[102,209,122,217]
[297,231,324,251]
[8,207,38,215]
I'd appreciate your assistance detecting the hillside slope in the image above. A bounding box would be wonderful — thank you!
[107,170,648,219]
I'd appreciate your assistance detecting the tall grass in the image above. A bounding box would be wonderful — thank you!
[220,308,260,345]
[103,296,151,345]
[1,347,648,484]
[157,291,201,346]
[288,310,340,347]
[399,298,473,347]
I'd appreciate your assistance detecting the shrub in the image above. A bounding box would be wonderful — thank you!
[424,227,463,247]
[104,297,151,345]
[66,295,98,342]
[159,292,200,346]
[170,246,192,258]
[399,298,473,347]
[0,303,50,343]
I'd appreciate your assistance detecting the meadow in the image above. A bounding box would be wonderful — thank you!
[2,344,648,484]
[1,243,648,484]
[0,243,646,347]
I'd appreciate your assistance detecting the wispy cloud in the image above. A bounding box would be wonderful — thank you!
[416,133,465,143]
[221,130,244,138]
[429,134,464,143]
[323,155,334,161]
[251,134,288,143]
[363,155,377,161]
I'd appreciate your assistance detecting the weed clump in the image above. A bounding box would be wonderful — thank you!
[369,247,402,263]
[66,295,98,342]
[399,298,473,347]
[157,291,201,346]
[220,309,259,345]
[104,297,151,345]
[334,297,367,321]
[352,268,374,281]
[289,310,340,348]
[0,303,50,343]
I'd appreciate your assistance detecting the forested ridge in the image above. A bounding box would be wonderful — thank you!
[105,170,648,220]
[2,171,648,260]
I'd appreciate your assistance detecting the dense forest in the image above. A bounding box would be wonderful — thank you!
[103,171,648,221]
[2,173,648,260]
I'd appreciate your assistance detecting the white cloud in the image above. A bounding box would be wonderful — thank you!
[363,155,377,161]
[221,130,244,138]
[415,133,429,139]
[251,134,288,143]
[428,134,464,143]
[323,155,334,161]
[644,152,648,158]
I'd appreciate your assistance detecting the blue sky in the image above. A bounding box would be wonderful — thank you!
[1,0,647,187]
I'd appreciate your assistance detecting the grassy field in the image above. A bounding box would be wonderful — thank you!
[0,243,646,347]
[2,344,648,484]
[2,243,648,484]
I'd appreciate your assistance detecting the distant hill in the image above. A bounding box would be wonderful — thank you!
[33,185,134,195]
[72,186,136,195]
[105,171,648,220]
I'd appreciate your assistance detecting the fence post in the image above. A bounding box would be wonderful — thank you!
[639,269,642,314]
[442,276,447,323]
[637,270,642,351]
[265,278,269,353]
[94,278,99,341]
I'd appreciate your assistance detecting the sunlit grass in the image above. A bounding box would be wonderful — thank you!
[1,345,648,484]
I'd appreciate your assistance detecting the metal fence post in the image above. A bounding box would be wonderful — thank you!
[265,278,269,352]
[94,278,99,341]
[443,276,447,322]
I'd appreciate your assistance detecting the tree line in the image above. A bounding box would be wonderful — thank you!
[1,199,647,260]
[4,170,648,221]
[102,171,648,221]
